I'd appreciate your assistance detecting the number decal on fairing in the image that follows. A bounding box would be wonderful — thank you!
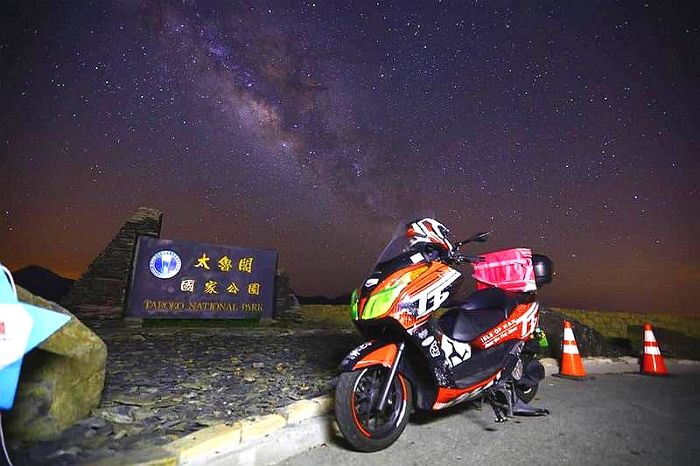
[520,302,539,338]
[406,268,461,317]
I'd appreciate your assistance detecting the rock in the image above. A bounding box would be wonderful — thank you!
[77,416,107,430]
[181,382,211,391]
[133,408,155,423]
[538,309,621,359]
[4,286,108,441]
[45,446,82,461]
[112,395,158,407]
[194,416,221,426]
[627,325,700,360]
[97,407,134,425]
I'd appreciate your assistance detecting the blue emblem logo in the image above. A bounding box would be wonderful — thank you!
[149,250,182,279]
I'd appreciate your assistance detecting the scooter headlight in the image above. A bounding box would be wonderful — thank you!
[362,284,404,320]
[360,265,428,320]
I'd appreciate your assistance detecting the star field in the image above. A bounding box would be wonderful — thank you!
[1,1,698,313]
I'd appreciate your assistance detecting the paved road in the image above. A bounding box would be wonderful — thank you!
[282,373,700,465]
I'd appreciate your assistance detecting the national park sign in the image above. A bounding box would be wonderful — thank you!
[126,237,277,319]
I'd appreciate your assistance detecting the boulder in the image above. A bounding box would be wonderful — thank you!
[538,308,624,359]
[4,286,107,441]
[628,325,700,360]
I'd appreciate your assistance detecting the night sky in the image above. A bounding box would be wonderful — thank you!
[1,1,698,314]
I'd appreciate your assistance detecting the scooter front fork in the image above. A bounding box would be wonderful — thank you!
[375,341,406,412]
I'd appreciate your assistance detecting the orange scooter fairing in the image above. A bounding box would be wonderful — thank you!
[339,340,399,371]
[432,370,502,410]
[353,343,399,370]
[472,301,539,350]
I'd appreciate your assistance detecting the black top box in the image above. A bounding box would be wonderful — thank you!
[532,254,553,286]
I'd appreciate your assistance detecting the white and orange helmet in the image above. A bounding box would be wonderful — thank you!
[406,218,453,253]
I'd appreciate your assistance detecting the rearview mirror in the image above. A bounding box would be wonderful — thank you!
[456,231,492,248]
[470,231,492,243]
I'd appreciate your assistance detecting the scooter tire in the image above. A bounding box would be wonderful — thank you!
[335,368,412,452]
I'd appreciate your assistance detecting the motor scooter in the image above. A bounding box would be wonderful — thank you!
[335,218,553,451]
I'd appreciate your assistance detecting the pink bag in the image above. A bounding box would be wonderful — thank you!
[471,248,536,292]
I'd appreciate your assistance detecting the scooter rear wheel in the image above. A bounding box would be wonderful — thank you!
[335,366,412,452]
[515,382,539,403]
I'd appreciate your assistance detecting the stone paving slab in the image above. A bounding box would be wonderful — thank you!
[7,321,361,466]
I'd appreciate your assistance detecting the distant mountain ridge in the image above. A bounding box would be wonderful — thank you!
[11,265,75,303]
[11,264,351,307]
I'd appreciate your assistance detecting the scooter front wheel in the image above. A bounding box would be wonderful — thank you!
[335,366,412,452]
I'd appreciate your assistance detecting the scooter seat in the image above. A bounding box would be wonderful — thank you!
[460,287,534,316]
[438,307,502,342]
[439,289,533,343]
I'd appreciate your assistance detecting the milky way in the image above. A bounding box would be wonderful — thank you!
[1,1,698,313]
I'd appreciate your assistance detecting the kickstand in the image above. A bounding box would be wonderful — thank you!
[486,389,511,423]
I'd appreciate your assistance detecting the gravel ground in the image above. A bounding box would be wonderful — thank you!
[7,320,362,466]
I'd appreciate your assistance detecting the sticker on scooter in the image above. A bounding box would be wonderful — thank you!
[441,335,472,368]
[405,269,461,317]
[346,341,373,360]
[479,302,539,348]
[420,334,442,358]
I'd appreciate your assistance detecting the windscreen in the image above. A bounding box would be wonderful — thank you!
[374,231,413,266]
[370,212,442,272]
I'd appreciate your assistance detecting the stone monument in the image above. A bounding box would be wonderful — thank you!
[61,207,163,319]
[61,206,299,320]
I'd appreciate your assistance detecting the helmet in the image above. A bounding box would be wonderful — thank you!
[406,218,453,253]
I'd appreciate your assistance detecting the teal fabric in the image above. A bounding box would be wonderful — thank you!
[0,264,70,410]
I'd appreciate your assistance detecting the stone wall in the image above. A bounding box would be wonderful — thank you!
[61,207,162,319]
[273,269,301,320]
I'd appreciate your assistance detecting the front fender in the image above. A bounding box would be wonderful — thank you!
[339,340,398,371]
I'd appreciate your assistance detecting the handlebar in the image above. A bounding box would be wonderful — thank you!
[450,253,485,265]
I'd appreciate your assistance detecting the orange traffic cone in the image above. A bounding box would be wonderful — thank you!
[641,323,669,376]
[558,321,586,378]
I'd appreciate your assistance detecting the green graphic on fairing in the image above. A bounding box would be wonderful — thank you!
[350,288,359,320]
[361,285,403,320]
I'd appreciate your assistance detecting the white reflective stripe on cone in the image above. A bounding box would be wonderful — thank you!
[563,327,576,340]
[644,346,661,356]
[644,330,656,342]
[563,344,579,354]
